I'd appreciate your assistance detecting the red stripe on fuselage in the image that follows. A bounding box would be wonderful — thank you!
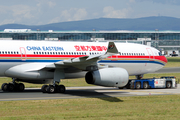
[154,56,168,63]
[0,54,167,63]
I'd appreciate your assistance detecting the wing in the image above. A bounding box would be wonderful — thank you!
[48,42,118,70]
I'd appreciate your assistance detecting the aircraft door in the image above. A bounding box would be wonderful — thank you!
[20,47,27,61]
[146,48,154,60]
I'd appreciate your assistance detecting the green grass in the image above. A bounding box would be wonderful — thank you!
[165,57,180,67]
[0,95,180,120]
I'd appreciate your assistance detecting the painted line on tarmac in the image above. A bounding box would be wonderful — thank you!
[0,96,86,101]
[115,89,179,95]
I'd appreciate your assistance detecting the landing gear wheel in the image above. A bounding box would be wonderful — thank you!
[8,83,15,91]
[47,85,55,93]
[166,82,172,88]
[136,75,144,80]
[143,82,149,89]
[58,85,66,93]
[18,83,25,91]
[135,82,141,89]
[1,83,9,91]
[41,85,48,93]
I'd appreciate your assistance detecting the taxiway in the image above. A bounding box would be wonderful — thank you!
[0,85,179,101]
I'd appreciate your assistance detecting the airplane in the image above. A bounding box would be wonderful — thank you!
[0,40,167,93]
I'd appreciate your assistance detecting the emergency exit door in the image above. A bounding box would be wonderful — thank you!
[146,48,154,60]
[20,47,27,60]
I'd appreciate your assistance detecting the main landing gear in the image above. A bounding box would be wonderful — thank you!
[1,81,25,92]
[41,84,66,93]
[42,69,66,93]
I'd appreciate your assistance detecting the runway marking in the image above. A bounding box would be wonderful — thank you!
[117,89,180,95]
[0,96,85,101]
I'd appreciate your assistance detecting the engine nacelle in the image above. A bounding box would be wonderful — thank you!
[85,68,129,87]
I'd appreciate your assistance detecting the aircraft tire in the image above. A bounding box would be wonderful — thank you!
[58,85,66,93]
[8,83,15,91]
[47,85,55,93]
[41,85,48,93]
[1,83,9,91]
[18,83,25,91]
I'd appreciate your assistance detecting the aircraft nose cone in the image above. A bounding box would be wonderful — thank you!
[164,56,168,64]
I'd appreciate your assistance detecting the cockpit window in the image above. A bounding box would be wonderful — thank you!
[158,52,163,56]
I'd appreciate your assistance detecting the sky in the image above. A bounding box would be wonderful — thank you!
[0,0,179,25]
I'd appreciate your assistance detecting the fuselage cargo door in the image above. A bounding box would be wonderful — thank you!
[20,47,27,61]
[146,48,154,60]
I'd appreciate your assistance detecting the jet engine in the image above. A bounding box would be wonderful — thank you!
[85,68,129,87]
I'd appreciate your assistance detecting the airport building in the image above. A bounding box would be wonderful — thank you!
[1,29,180,55]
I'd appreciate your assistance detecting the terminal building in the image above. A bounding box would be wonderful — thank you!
[1,29,180,55]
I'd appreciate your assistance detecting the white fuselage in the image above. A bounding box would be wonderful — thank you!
[0,40,167,81]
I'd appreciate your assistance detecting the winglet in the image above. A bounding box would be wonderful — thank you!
[106,42,118,54]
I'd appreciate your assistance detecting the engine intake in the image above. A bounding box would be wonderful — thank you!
[85,68,129,87]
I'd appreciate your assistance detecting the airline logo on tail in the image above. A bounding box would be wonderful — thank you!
[108,45,115,49]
